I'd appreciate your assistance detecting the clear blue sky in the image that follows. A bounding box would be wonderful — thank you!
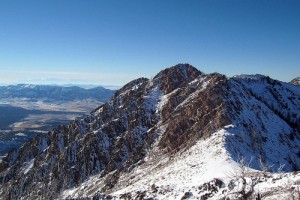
[0,0,299,86]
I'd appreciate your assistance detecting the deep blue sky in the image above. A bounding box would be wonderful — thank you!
[0,0,299,86]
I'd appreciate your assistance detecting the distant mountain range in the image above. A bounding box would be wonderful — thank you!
[53,84,120,90]
[0,84,115,102]
[0,65,299,199]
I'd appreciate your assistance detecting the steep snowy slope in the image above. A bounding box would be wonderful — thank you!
[0,64,299,199]
[225,76,300,171]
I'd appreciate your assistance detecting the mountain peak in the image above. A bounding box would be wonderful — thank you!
[153,63,203,93]
[154,63,201,79]
[290,77,300,86]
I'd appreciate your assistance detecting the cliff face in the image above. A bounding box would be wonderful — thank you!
[0,64,299,199]
[157,73,231,151]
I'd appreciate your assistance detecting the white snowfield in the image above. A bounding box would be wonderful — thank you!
[61,127,300,200]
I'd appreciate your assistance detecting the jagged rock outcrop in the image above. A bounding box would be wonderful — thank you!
[158,73,231,151]
[0,64,299,199]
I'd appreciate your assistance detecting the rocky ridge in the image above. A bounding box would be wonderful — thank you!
[0,64,299,199]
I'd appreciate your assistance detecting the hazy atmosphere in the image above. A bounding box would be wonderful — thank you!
[0,0,299,86]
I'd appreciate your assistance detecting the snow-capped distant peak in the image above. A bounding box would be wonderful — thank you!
[290,77,300,86]
[233,74,269,80]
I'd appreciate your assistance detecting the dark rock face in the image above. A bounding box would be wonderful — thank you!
[158,73,231,152]
[0,64,299,199]
[153,64,202,94]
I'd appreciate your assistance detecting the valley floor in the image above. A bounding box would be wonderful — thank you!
[0,98,103,156]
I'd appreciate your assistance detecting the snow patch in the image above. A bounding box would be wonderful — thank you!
[22,159,35,174]
[15,132,26,137]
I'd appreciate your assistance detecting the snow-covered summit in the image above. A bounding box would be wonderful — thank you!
[290,77,300,86]
[0,64,299,199]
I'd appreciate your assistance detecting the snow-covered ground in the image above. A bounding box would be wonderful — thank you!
[0,155,5,162]
[112,128,236,199]
[60,126,300,199]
